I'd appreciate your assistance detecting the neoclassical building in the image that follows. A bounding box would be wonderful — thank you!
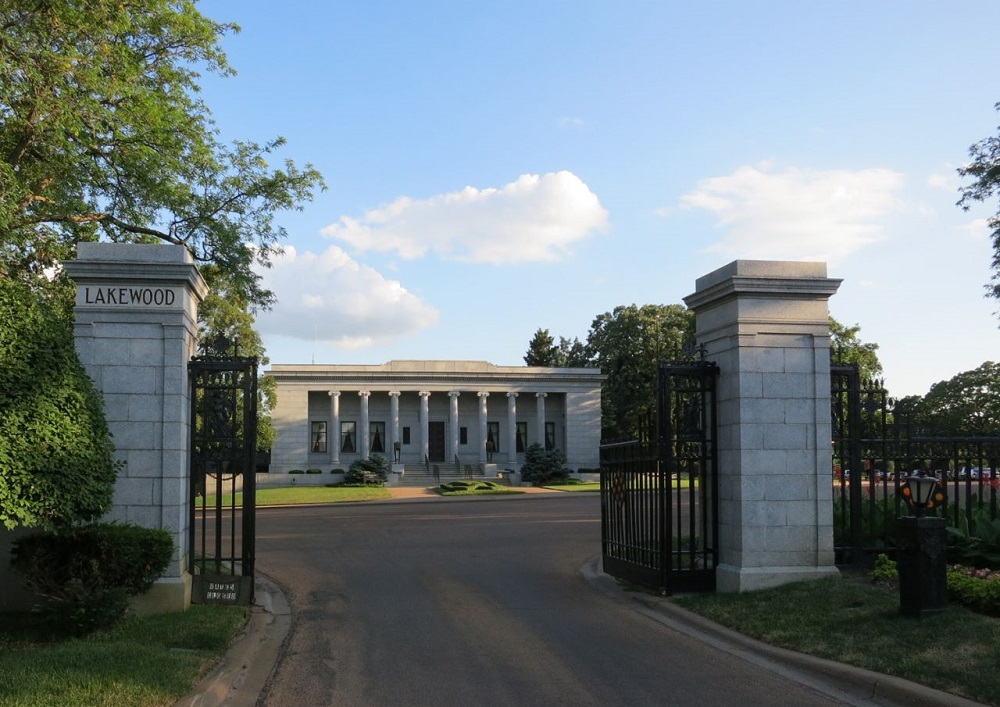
[268,360,605,473]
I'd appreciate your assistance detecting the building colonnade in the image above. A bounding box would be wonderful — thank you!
[321,388,552,467]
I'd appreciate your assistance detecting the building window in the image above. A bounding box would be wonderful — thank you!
[460,427,468,445]
[370,421,385,453]
[341,421,356,453]
[487,422,499,453]
[516,422,527,453]
[545,421,556,451]
[311,421,327,453]
[402,426,411,445]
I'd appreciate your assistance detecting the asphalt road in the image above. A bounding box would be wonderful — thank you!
[253,495,848,706]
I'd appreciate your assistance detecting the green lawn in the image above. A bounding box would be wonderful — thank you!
[675,575,1000,706]
[0,605,249,707]
[544,481,601,491]
[203,485,392,507]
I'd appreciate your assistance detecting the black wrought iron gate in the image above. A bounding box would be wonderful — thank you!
[600,360,719,594]
[188,342,257,605]
[831,364,1000,566]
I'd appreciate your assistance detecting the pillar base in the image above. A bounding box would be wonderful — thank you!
[897,516,948,617]
[130,572,192,614]
[716,563,840,593]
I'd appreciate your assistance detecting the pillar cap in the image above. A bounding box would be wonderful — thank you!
[685,259,841,312]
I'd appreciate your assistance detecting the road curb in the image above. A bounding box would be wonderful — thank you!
[175,573,291,707]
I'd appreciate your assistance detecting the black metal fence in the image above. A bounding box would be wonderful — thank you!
[188,343,258,605]
[600,361,718,594]
[831,366,1000,566]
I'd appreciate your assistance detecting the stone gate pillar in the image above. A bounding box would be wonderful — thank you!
[684,260,842,592]
[64,243,208,612]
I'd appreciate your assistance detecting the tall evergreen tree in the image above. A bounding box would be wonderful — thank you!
[524,328,559,366]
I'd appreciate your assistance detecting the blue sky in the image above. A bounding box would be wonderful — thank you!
[196,0,1000,398]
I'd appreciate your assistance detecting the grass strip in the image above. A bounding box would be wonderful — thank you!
[202,485,393,507]
[544,482,601,492]
[0,605,248,707]
[675,576,1000,706]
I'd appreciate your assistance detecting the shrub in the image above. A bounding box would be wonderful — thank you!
[331,468,345,475]
[946,505,1000,569]
[0,278,117,530]
[288,469,305,474]
[11,523,173,635]
[947,566,1000,615]
[871,553,898,584]
[519,444,570,486]
[306,468,322,474]
[345,455,389,485]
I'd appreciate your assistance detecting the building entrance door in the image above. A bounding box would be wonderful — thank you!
[428,421,446,462]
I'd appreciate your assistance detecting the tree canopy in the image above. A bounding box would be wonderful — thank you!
[527,304,694,441]
[587,304,694,440]
[523,328,558,366]
[1,0,324,306]
[829,316,883,381]
[523,328,590,367]
[958,102,1000,305]
[913,361,1000,434]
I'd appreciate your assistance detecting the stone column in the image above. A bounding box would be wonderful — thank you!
[329,391,341,466]
[419,391,431,463]
[63,243,209,612]
[389,391,401,461]
[359,390,370,459]
[536,392,547,449]
[448,391,460,462]
[507,392,518,465]
[684,260,842,593]
[478,392,490,463]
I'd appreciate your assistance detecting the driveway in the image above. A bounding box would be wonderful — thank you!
[251,495,848,706]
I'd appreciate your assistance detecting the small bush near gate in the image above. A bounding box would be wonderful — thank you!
[345,455,389,485]
[288,469,304,474]
[519,444,570,486]
[331,468,345,474]
[306,468,323,474]
[10,523,173,636]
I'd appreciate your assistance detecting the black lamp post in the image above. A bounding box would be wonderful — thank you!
[897,472,947,617]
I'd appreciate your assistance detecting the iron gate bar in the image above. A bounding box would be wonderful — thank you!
[658,360,719,590]
[188,347,257,605]
[831,365,1000,566]
[599,359,718,594]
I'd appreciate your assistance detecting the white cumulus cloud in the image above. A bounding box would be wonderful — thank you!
[320,171,609,264]
[678,164,905,262]
[255,245,439,349]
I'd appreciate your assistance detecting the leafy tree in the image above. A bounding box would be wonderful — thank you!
[958,102,1000,304]
[0,278,116,530]
[1,0,324,307]
[556,336,591,367]
[829,317,883,380]
[524,328,559,366]
[917,361,1000,434]
[586,304,694,440]
[524,329,593,367]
